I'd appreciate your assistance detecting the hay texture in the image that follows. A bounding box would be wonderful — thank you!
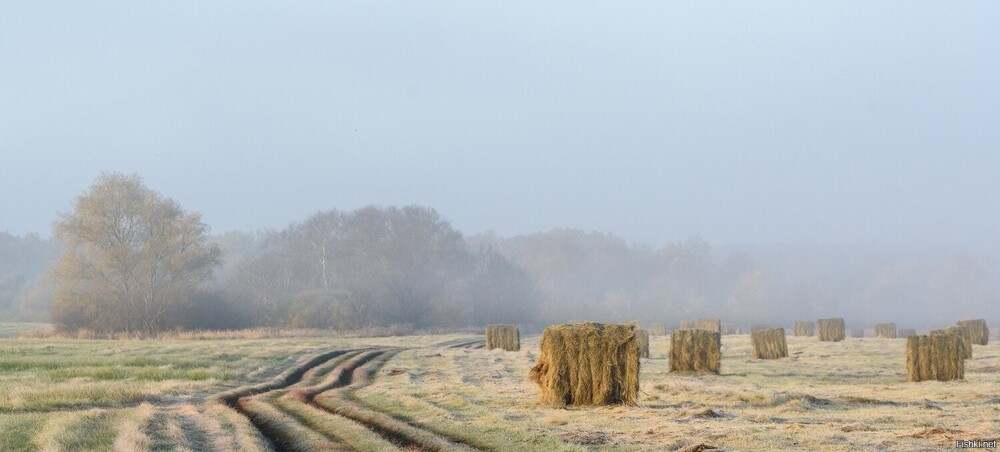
[648,322,668,336]
[793,321,814,337]
[485,324,520,351]
[957,319,989,345]
[679,320,697,330]
[527,322,639,406]
[875,323,897,339]
[669,329,721,374]
[817,318,845,342]
[931,327,972,359]
[636,329,650,358]
[907,334,964,382]
[751,328,788,360]
[898,328,916,338]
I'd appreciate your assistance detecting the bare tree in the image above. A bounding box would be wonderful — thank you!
[52,173,220,334]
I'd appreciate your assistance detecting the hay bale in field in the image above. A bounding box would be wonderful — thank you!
[898,328,916,338]
[527,322,639,406]
[751,328,788,360]
[956,319,989,345]
[669,329,721,374]
[636,329,650,358]
[817,318,845,341]
[931,327,971,359]
[793,321,814,337]
[648,322,668,336]
[679,320,697,330]
[875,323,897,339]
[696,319,721,334]
[485,324,520,351]
[907,334,964,381]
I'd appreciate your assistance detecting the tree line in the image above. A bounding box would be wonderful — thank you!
[2,172,997,334]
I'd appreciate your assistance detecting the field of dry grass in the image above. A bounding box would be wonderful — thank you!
[0,324,997,451]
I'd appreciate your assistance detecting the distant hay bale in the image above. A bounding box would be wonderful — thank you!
[648,322,668,336]
[817,318,845,342]
[793,321,814,337]
[875,323,897,339]
[679,320,697,330]
[956,319,989,345]
[636,329,650,358]
[721,324,739,335]
[695,319,721,334]
[907,334,964,381]
[669,329,721,374]
[527,322,639,406]
[751,328,788,360]
[485,324,520,351]
[931,327,972,359]
[850,328,864,338]
[898,328,916,338]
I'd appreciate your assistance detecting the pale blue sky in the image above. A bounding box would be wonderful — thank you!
[2,1,998,247]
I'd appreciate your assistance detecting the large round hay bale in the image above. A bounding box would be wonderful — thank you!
[898,328,916,338]
[648,322,668,336]
[669,329,721,374]
[875,323,897,339]
[931,327,972,359]
[636,329,650,358]
[817,318,845,342]
[751,327,788,359]
[485,324,520,351]
[956,319,989,345]
[793,321,814,337]
[907,334,964,381]
[527,322,639,406]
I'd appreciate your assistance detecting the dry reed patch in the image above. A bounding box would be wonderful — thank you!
[669,330,721,374]
[875,323,897,339]
[751,328,788,360]
[957,319,989,345]
[528,323,639,406]
[909,334,964,381]
[931,327,972,359]
[817,318,845,342]
[485,325,520,351]
[636,330,650,359]
[793,321,814,337]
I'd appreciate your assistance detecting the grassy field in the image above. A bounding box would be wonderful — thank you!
[0,324,997,451]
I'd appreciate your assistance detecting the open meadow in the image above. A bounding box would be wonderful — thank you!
[0,326,997,451]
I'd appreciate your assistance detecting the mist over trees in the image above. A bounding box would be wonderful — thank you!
[2,173,998,333]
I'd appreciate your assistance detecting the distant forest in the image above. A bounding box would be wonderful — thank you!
[2,177,998,334]
[0,220,1000,336]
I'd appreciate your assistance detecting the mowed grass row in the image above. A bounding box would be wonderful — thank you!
[0,328,479,450]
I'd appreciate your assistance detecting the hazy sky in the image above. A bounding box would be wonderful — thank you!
[2,2,998,247]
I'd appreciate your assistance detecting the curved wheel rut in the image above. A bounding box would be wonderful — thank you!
[215,346,480,451]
